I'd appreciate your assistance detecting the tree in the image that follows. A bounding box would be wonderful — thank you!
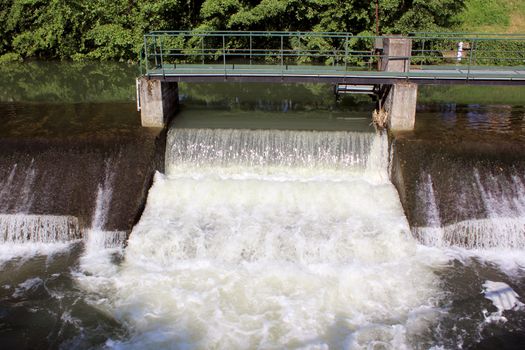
[0,0,465,61]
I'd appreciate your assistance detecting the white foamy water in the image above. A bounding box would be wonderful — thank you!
[76,129,449,349]
[0,214,80,264]
[482,281,524,323]
[414,171,525,250]
[166,128,381,181]
[0,158,81,263]
[0,214,80,243]
[80,158,126,277]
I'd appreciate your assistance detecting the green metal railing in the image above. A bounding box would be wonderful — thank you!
[143,31,362,72]
[141,31,525,79]
[410,33,525,69]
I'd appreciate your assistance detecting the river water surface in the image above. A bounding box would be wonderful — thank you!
[0,62,525,349]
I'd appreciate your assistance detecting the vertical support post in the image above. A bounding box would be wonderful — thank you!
[380,37,417,131]
[471,38,478,71]
[153,35,158,67]
[223,35,226,74]
[345,35,348,71]
[281,35,284,68]
[137,77,179,128]
[332,37,335,67]
[421,39,425,69]
[249,32,252,65]
[201,35,205,65]
[467,38,475,81]
[139,47,143,76]
[381,36,411,72]
[159,35,165,77]
[144,36,149,75]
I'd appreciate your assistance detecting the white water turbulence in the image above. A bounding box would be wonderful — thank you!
[0,160,80,263]
[482,281,524,323]
[414,171,525,250]
[0,214,80,264]
[81,158,126,277]
[84,128,449,349]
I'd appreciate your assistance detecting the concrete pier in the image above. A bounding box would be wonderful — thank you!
[137,77,179,128]
[380,37,417,131]
[383,82,418,130]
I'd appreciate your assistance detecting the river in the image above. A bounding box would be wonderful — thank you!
[0,62,524,349]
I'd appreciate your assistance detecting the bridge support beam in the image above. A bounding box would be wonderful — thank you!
[137,77,178,128]
[378,37,417,131]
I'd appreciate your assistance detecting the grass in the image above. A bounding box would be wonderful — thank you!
[456,0,525,33]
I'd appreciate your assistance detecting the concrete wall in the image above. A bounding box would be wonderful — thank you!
[138,77,179,128]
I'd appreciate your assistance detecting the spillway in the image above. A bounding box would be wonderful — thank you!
[78,127,450,349]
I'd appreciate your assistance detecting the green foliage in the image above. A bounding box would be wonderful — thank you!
[0,0,467,61]
[474,40,525,66]
[453,0,525,34]
[379,0,465,34]
[0,0,202,61]
[0,52,22,63]
[84,24,135,61]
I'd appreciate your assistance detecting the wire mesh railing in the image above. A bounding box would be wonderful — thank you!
[141,31,525,78]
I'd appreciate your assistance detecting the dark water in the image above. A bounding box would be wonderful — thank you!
[0,62,525,348]
[0,62,161,348]
[0,243,126,349]
[392,86,525,349]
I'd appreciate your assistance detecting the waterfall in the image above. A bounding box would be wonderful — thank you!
[84,159,126,249]
[166,128,376,180]
[0,161,81,262]
[0,164,18,211]
[413,170,525,249]
[81,158,126,276]
[0,159,81,246]
[0,214,80,243]
[83,127,447,349]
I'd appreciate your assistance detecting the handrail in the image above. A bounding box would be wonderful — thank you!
[149,30,355,37]
[411,31,525,38]
[141,31,525,79]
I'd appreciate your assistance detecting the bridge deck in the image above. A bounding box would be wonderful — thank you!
[146,64,525,85]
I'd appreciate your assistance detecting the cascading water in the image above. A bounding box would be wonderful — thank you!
[413,169,525,251]
[77,127,450,349]
[0,161,82,263]
[81,158,127,277]
[0,214,80,243]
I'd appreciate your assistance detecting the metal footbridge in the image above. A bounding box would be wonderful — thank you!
[140,31,525,86]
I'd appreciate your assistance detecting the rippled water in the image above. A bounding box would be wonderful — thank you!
[415,104,525,142]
